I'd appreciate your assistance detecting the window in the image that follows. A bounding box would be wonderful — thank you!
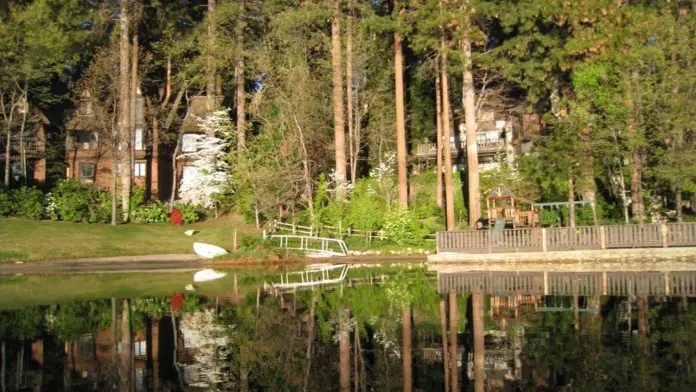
[136,97,144,125]
[79,163,95,184]
[70,131,98,150]
[78,94,93,116]
[135,341,147,357]
[134,129,143,150]
[181,134,199,153]
[134,162,146,177]
[77,334,94,358]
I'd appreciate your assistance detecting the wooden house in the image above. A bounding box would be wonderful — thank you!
[486,185,539,228]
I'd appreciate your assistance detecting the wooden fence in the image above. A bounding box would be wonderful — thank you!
[438,271,696,297]
[437,223,696,253]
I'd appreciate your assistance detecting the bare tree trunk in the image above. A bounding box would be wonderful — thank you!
[2,91,17,186]
[339,307,350,392]
[473,291,484,392]
[402,307,412,392]
[436,72,444,209]
[236,0,246,150]
[303,294,316,392]
[119,0,132,222]
[169,136,181,212]
[1,341,5,392]
[441,36,456,230]
[15,346,22,392]
[625,70,645,223]
[394,0,408,207]
[111,298,117,380]
[439,299,450,392]
[448,291,458,391]
[170,307,185,390]
[568,167,576,227]
[111,150,118,224]
[462,38,480,228]
[346,0,356,184]
[332,0,347,195]
[292,114,316,222]
[119,299,132,392]
[207,0,217,110]
[676,188,683,222]
[165,56,172,104]
[18,84,28,185]
[130,8,139,196]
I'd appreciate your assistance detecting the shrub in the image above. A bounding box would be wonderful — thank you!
[174,202,199,224]
[383,207,423,245]
[0,187,12,217]
[88,190,116,224]
[132,201,169,224]
[50,180,101,223]
[11,187,44,220]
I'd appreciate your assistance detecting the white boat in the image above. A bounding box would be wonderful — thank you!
[193,242,228,259]
[193,269,228,282]
[271,264,348,289]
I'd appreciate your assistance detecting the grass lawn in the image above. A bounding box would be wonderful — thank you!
[0,215,260,262]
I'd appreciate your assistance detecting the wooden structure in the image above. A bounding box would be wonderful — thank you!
[486,185,539,228]
[436,222,696,254]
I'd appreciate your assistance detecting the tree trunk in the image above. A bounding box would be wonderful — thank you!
[462,38,480,228]
[207,0,217,110]
[394,0,408,207]
[339,307,350,392]
[436,72,444,209]
[169,135,181,212]
[439,300,450,392]
[130,14,139,199]
[111,298,117,379]
[165,56,172,104]
[441,38,456,230]
[625,70,645,223]
[292,114,316,222]
[19,85,28,185]
[473,292,484,392]
[1,341,5,392]
[448,291,458,391]
[676,188,683,222]
[568,167,576,227]
[3,91,16,186]
[111,150,118,225]
[346,0,356,184]
[331,0,347,195]
[119,0,132,222]
[402,307,412,392]
[235,0,246,150]
[119,299,132,392]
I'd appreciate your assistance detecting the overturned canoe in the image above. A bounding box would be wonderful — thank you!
[193,269,228,282]
[193,242,228,259]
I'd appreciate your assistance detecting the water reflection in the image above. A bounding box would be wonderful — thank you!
[0,269,695,391]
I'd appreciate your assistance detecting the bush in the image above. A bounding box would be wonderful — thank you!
[173,202,199,224]
[11,187,44,220]
[0,187,12,217]
[132,201,169,224]
[383,207,423,245]
[89,190,116,224]
[50,180,108,223]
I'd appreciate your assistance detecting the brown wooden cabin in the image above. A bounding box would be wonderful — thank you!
[486,185,539,228]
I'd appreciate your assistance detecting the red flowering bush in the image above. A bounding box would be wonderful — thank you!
[170,208,183,225]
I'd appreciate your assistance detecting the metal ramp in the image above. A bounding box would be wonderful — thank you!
[264,234,349,257]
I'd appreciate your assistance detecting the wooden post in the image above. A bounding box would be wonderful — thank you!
[234,273,239,298]
[602,271,607,295]
[661,223,669,248]
[665,272,671,296]
[543,271,549,295]
[292,223,297,234]
[262,230,267,239]
[233,228,238,251]
[541,228,547,252]
[599,226,606,250]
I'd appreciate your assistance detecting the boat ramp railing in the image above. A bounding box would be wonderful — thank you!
[264,234,349,256]
[269,219,436,243]
[436,223,696,253]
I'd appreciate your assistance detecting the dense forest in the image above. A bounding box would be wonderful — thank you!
[1,0,695,233]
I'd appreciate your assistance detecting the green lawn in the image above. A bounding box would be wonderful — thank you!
[0,217,259,262]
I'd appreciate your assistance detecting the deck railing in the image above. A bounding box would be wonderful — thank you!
[416,139,505,157]
[437,223,696,253]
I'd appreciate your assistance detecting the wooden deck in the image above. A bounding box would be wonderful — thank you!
[437,271,696,297]
[436,223,696,253]
[416,139,505,159]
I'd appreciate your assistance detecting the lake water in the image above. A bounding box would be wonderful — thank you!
[0,268,694,391]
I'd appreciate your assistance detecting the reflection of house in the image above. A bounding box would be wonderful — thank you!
[65,90,170,199]
[0,107,49,186]
[467,330,525,388]
[415,109,516,172]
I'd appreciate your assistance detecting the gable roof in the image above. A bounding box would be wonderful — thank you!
[180,96,216,133]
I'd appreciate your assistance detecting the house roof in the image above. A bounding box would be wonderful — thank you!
[487,185,534,205]
[180,96,216,134]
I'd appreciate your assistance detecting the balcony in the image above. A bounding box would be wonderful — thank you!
[0,137,45,159]
[416,138,505,159]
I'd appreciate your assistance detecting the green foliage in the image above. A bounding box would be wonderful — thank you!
[49,180,96,223]
[0,187,13,217]
[383,207,423,245]
[132,201,170,224]
[11,187,44,220]
[0,307,43,340]
[347,179,384,231]
[173,202,200,224]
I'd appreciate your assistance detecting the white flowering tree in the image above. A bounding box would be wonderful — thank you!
[178,110,235,209]
[368,151,398,208]
[179,309,233,388]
